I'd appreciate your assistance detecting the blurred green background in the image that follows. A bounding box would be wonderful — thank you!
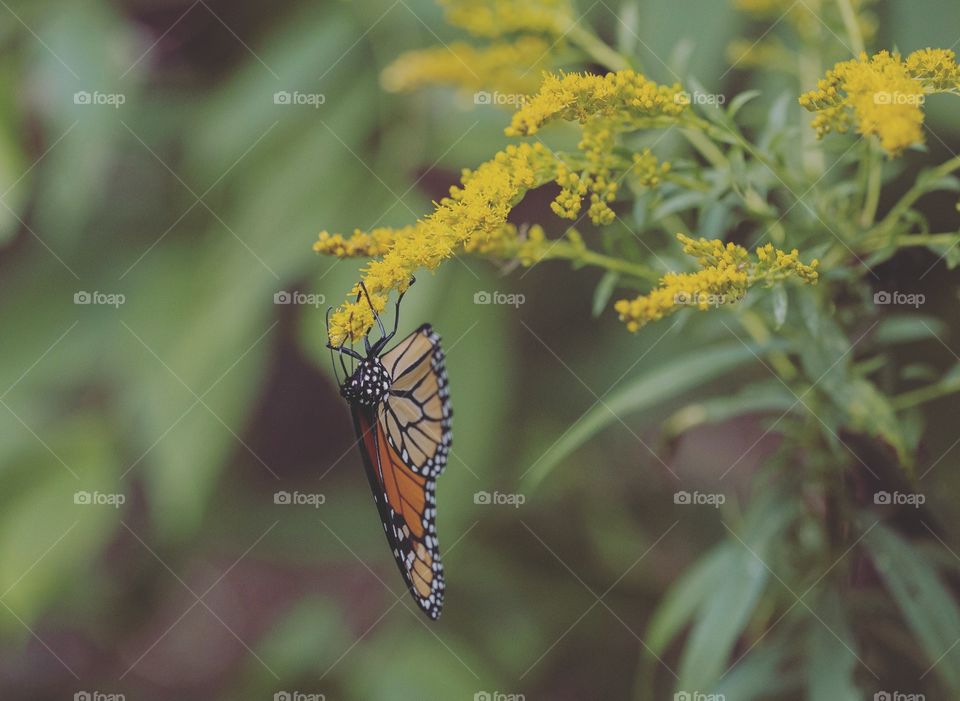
[1,0,959,699]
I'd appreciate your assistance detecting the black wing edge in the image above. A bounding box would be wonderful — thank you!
[349,405,443,620]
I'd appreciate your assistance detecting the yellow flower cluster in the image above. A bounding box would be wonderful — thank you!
[381,37,553,97]
[631,148,671,188]
[314,226,411,258]
[316,222,554,266]
[439,0,572,38]
[550,120,624,225]
[905,48,960,91]
[614,234,819,332]
[799,49,960,155]
[320,143,559,344]
[505,70,688,137]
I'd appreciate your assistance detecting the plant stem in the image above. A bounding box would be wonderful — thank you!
[860,232,960,252]
[565,23,632,72]
[891,380,960,411]
[859,142,883,228]
[835,0,866,55]
[869,154,960,242]
[538,240,660,281]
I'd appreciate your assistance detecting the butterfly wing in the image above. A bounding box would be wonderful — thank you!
[351,325,451,619]
[379,324,452,479]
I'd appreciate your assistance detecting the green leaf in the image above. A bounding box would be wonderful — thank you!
[676,491,796,692]
[663,380,796,437]
[771,284,788,329]
[646,543,734,654]
[524,342,774,487]
[822,376,910,469]
[715,634,798,700]
[865,523,960,692]
[874,315,947,345]
[592,271,620,317]
[727,90,762,119]
[807,589,861,701]
[615,0,641,56]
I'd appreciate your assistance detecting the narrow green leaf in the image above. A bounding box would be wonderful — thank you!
[728,90,762,118]
[772,284,788,329]
[524,342,774,487]
[593,271,620,317]
[807,589,861,701]
[865,523,960,691]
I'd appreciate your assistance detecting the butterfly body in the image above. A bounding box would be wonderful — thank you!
[329,296,451,620]
[340,358,391,406]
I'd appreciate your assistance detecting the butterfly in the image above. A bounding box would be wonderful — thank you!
[326,279,452,619]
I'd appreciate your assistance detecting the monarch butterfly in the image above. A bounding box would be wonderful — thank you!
[326,279,451,619]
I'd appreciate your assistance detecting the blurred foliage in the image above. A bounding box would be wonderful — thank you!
[0,0,959,700]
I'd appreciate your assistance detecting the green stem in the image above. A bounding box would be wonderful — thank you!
[869,154,960,242]
[565,23,632,72]
[835,0,866,54]
[859,143,883,228]
[535,239,660,281]
[861,232,960,253]
[891,381,960,411]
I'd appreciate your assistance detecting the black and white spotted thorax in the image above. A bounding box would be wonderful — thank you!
[341,358,391,407]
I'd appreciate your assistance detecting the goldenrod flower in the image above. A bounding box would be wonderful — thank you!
[614,234,819,332]
[439,0,572,38]
[799,49,960,156]
[505,70,688,137]
[631,148,671,189]
[320,143,559,345]
[904,48,960,91]
[381,37,553,97]
[313,226,410,258]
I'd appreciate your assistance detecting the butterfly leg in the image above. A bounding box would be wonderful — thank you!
[371,276,415,355]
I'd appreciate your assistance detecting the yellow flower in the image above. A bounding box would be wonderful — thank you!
[614,234,819,332]
[505,70,688,137]
[320,143,559,345]
[381,36,554,97]
[799,49,960,156]
[439,0,572,38]
[313,226,409,257]
[904,48,960,91]
[631,148,671,188]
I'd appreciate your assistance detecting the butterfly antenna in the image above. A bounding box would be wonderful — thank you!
[359,282,387,343]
